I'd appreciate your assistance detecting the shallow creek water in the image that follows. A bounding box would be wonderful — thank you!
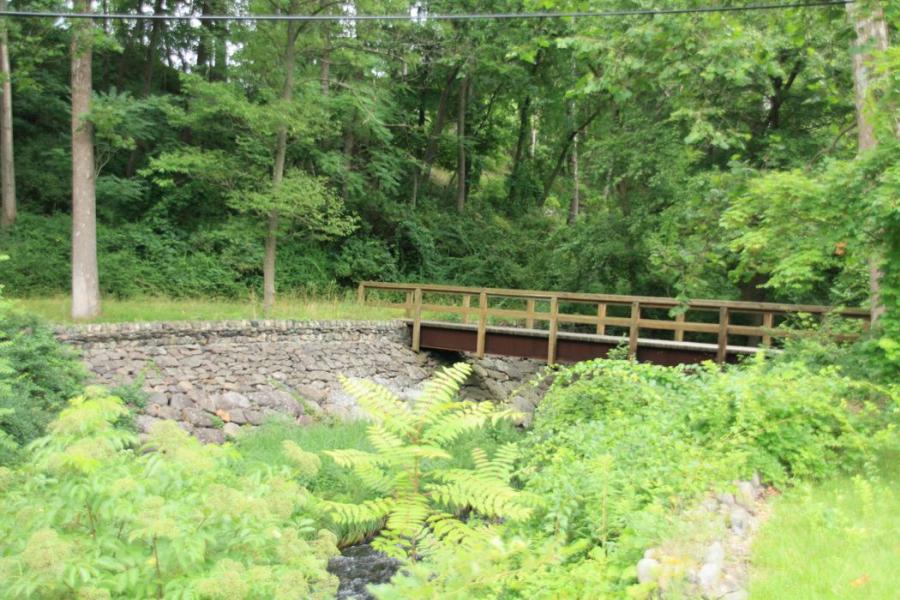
[328,544,401,599]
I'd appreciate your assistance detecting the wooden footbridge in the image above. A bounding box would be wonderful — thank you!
[357,282,869,366]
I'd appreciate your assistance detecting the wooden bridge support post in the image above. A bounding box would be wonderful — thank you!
[674,312,685,342]
[357,283,365,305]
[526,298,536,329]
[476,291,488,358]
[404,290,414,318]
[596,303,606,335]
[761,312,774,347]
[628,301,640,359]
[411,287,423,352]
[548,295,559,364]
[462,294,471,324]
[716,307,729,364]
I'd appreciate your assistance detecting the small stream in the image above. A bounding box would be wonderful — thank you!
[328,544,401,599]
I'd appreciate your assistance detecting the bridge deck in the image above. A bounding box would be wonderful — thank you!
[407,320,761,365]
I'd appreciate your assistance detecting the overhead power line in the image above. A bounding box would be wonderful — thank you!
[0,1,854,23]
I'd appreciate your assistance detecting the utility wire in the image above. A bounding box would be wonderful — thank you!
[0,1,854,22]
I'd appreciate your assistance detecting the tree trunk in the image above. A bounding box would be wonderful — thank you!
[263,19,299,315]
[542,104,604,204]
[456,75,468,213]
[847,2,889,323]
[71,0,100,319]
[342,127,354,200]
[321,36,330,95]
[0,0,16,229]
[567,131,579,225]
[141,0,165,96]
[411,63,461,206]
[506,95,532,204]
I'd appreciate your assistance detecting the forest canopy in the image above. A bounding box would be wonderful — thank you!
[0,0,895,326]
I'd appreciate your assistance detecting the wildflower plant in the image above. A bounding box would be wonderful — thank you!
[0,387,339,599]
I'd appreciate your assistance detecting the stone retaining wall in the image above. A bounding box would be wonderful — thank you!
[56,320,546,442]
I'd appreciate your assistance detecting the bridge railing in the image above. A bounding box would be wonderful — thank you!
[356,282,870,364]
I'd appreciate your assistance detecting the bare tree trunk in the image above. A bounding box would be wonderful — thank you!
[542,104,604,204]
[263,19,299,315]
[71,0,100,319]
[342,127,354,200]
[567,131,579,225]
[0,0,15,229]
[847,2,890,323]
[321,35,330,95]
[456,75,468,213]
[411,63,461,206]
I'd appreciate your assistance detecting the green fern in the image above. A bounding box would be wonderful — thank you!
[324,363,532,561]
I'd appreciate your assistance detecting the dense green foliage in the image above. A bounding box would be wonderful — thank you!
[0,297,85,465]
[0,388,340,599]
[0,3,896,338]
[373,355,897,598]
[0,348,895,598]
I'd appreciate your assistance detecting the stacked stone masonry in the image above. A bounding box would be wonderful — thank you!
[56,320,546,443]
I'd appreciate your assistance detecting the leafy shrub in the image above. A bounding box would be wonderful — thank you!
[0,388,340,599]
[372,356,897,598]
[0,303,85,464]
[325,363,532,561]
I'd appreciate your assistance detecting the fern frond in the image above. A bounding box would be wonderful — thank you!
[421,402,497,446]
[365,423,405,455]
[339,376,415,436]
[323,448,379,469]
[413,363,471,420]
[384,495,430,540]
[326,498,394,526]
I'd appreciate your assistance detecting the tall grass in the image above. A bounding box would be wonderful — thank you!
[14,294,404,324]
[749,453,900,599]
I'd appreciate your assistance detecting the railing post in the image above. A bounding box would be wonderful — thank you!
[462,294,471,324]
[674,311,685,342]
[596,302,606,335]
[628,301,640,359]
[716,307,729,364]
[404,290,414,318]
[411,287,423,352]
[357,282,365,305]
[526,298,536,329]
[548,295,559,365]
[761,312,774,347]
[476,291,488,358]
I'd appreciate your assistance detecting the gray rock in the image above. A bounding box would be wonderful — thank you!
[147,403,179,420]
[698,561,721,591]
[730,506,750,534]
[168,394,194,410]
[636,558,660,584]
[228,409,248,424]
[147,392,167,406]
[194,427,225,444]
[736,480,756,509]
[181,407,214,428]
[717,492,736,506]
[135,414,161,434]
[216,391,250,411]
[176,380,194,392]
[223,423,241,439]
[705,541,725,565]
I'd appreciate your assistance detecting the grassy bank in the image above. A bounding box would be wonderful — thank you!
[13,295,405,324]
[749,454,900,599]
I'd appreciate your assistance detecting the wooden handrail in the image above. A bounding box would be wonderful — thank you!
[358,281,870,316]
[357,281,870,364]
